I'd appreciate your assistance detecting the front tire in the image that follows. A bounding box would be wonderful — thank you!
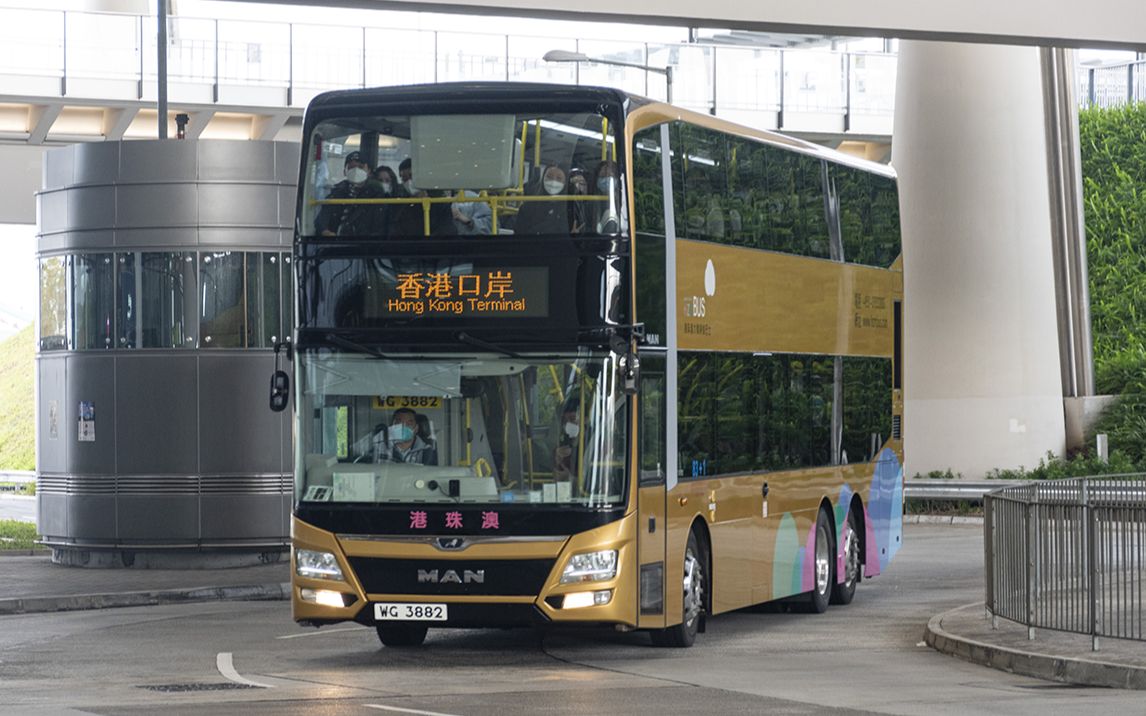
[650,530,706,648]
[809,508,833,614]
[376,623,429,647]
[831,508,860,605]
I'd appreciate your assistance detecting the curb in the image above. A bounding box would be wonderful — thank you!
[0,582,290,616]
[906,514,984,525]
[925,602,1146,690]
[0,549,52,558]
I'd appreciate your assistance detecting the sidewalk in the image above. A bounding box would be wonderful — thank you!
[0,554,289,616]
[926,602,1146,689]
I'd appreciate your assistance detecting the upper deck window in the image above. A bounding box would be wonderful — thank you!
[302,112,625,240]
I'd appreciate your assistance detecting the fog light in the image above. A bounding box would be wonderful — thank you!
[562,589,612,609]
[300,588,349,608]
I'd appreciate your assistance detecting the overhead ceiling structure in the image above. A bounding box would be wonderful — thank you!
[239,0,1146,50]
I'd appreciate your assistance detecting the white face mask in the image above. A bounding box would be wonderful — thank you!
[597,177,613,194]
[564,422,580,439]
[403,179,416,194]
[380,180,392,193]
[543,179,565,195]
[346,167,368,185]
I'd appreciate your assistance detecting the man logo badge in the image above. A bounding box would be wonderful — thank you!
[417,568,485,584]
[436,537,467,551]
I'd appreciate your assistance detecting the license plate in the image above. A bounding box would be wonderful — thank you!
[374,603,448,621]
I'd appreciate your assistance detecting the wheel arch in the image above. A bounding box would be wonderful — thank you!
[849,493,867,572]
[689,517,713,616]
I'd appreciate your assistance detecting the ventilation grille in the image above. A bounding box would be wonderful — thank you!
[891,415,902,440]
[36,474,291,496]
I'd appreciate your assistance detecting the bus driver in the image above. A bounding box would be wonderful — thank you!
[371,408,438,465]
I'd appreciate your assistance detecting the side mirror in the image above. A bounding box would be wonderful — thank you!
[269,370,290,412]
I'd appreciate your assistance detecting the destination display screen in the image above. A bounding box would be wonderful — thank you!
[365,266,550,319]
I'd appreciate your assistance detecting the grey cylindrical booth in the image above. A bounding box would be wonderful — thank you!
[35,139,298,568]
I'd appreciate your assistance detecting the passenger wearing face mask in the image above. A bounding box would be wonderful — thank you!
[390,158,457,237]
[592,159,622,235]
[514,164,570,236]
[371,408,437,465]
[553,404,581,482]
[370,165,404,238]
[451,189,492,235]
[315,151,387,237]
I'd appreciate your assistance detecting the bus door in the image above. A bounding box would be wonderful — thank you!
[636,354,667,628]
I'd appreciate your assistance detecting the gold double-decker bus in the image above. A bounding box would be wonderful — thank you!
[280,82,904,647]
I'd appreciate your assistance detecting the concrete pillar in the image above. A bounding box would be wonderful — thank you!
[893,41,1065,478]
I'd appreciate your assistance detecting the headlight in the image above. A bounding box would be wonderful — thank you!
[295,549,344,581]
[560,549,618,584]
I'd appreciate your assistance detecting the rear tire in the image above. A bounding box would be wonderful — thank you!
[650,530,706,648]
[830,508,860,606]
[376,623,429,647]
[809,508,833,614]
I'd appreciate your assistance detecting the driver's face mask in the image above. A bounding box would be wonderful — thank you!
[389,423,415,443]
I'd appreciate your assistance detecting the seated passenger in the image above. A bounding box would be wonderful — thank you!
[314,151,387,237]
[514,164,570,235]
[452,190,493,235]
[372,408,438,465]
[390,158,457,237]
[373,165,403,238]
[552,403,580,482]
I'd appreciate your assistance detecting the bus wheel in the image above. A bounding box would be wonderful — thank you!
[376,623,429,647]
[650,530,706,648]
[809,508,833,614]
[830,509,860,605]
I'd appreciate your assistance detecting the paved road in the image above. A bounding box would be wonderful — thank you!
[0,494,35,523]
[1,524,1142,715]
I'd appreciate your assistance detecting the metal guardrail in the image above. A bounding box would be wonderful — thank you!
[0,471,34,484]
[984,477,1146,650]
[904,479,1021,501]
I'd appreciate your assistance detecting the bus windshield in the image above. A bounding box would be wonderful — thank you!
[297,350,628,507]
[302,111,623,239]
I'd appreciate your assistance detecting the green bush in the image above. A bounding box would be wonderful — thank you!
[0,519,38,550]
[985,451,1140,480]
[1080,103,1146,468]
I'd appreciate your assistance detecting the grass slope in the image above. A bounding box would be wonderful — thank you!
[0,325,34,470]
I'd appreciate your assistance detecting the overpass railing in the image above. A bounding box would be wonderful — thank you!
[984,477,1146,650]
[0,7,895,135]
[1079,59,1146,109]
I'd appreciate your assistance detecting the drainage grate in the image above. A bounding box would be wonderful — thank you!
[139,683,261,692]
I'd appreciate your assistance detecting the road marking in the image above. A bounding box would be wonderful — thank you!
[276,626,364,640]
[364,704,464,716]
[216,652,273,689]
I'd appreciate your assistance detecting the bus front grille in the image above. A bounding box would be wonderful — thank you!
[347,557,555,596]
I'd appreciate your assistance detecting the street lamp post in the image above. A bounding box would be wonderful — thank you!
[543,49,673,104]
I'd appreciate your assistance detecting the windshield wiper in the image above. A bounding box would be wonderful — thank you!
[454,331,521,358]
[324,333,391,359]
